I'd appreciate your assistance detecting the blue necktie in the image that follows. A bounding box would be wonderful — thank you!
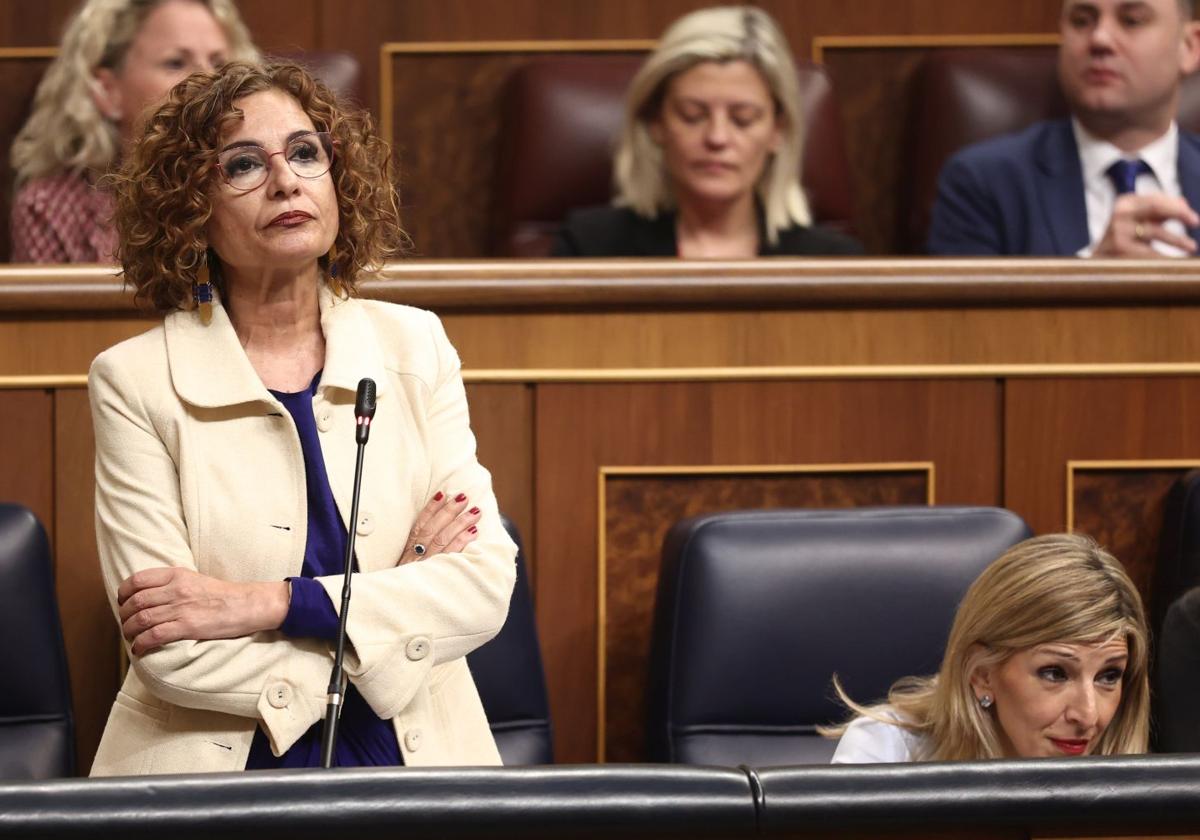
[1106,158,1152,195]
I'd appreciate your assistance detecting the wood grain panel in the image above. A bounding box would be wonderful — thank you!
[1005,379,1200,540]
[0,2,75,45]
[235,0,319,54]
[384,47,646,258]
[322,0,1059,143]
[601,467,930,762]
[464,383,535,579]
[0,53,55,262]
[0,389,54,533]
[53,387,113,775]
[536,378,1000,762]
[1070,467,1199,619]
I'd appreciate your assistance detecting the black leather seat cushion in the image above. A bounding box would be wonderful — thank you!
[647,506,1031,765]
[0,765,755,839]
[4,758,1200,837]
[466,516,553,764]
[0,504,74,779]
[753,755,1200,835]
[1154,585,1200,752]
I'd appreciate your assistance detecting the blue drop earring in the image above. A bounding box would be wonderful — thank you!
[327,243,345,297]
[194,255,213,325]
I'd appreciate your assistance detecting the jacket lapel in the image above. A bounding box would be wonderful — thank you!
[164,285,390,409]
[635,212,679,256]
[1177,131,1200,248]
[164,292,273,409]
[1035,120,1090,255]
[317,286,389,402]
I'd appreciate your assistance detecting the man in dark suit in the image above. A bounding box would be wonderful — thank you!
[928,0,1200,256]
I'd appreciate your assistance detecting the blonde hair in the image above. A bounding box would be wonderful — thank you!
[613,5,810,244]
[826,533,1150,760]
[11,0,256,186]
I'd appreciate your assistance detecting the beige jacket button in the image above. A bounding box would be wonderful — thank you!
[405,636,430,661]
[315,404,334,433]
[404,728,423,752]
[356,511,375,536]
[267,682,292,709]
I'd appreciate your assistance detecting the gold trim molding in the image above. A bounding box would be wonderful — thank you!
[594,460,935,762]
[11,364,1200,390]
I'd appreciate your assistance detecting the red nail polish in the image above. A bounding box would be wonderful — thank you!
[468,525,478,534]
[454,493,467,503]
[469,506,480,515]
[433,491,444,502]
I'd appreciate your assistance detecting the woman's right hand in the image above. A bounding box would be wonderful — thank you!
[399,490,481,565]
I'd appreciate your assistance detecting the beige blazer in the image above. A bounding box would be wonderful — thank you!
[87,288,517,776]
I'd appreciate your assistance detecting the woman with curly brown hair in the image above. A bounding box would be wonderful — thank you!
[87,61,516,775]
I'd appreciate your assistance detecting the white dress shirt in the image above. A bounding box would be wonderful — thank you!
[830,708,929,764]
[1074,119,1186,257]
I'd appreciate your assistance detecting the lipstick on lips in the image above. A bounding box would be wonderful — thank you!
[269,211,313,227]
[1049,737,1089,756]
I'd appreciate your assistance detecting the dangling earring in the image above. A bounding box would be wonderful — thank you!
[978,694,994,710]
[327,242,345,297]
[193,254,213,325]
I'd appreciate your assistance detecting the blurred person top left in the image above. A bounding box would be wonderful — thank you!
[9,0,257,263]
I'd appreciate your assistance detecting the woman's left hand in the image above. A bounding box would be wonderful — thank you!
[117,567,289,656]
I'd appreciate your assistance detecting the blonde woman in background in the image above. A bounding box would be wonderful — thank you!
[552,5,861,258]
[828,534,1150,762]
[10,0,256,263]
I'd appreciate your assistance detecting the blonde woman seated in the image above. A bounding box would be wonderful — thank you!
[552,5,861,259]
[10,0,256,262]
[829,534,1149,762]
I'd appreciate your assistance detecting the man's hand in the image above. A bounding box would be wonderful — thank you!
[1093,194,1200,257]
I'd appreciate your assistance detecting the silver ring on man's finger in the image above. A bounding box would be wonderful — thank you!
[413,543,427,556]
[1135,222,1149,243]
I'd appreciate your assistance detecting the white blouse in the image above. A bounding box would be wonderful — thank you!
[831,708,929,763]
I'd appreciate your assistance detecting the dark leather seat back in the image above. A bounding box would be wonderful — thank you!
[0,504,74,779]
[1154,470,1200,635]
[646,506,1031,765]
[491,54,856,256]
[465,515,553,764]
[1154,585,1200,752]
[904,47,1200,253]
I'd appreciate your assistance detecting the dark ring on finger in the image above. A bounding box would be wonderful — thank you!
[413,543,427,556]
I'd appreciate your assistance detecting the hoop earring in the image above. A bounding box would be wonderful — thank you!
[194,255,213,325]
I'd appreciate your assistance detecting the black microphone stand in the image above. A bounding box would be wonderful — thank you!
[320,378,376,768]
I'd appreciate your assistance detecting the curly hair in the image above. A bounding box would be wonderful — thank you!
[12,0,256,186]
[113,60,406,312]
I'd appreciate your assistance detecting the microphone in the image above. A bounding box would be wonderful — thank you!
[354,378,376,444]
[321,377,376,768]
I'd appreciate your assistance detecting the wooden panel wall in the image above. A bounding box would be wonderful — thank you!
[6,263,1200,770]
[0,0,1060,102]
[535,378,1001,761]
